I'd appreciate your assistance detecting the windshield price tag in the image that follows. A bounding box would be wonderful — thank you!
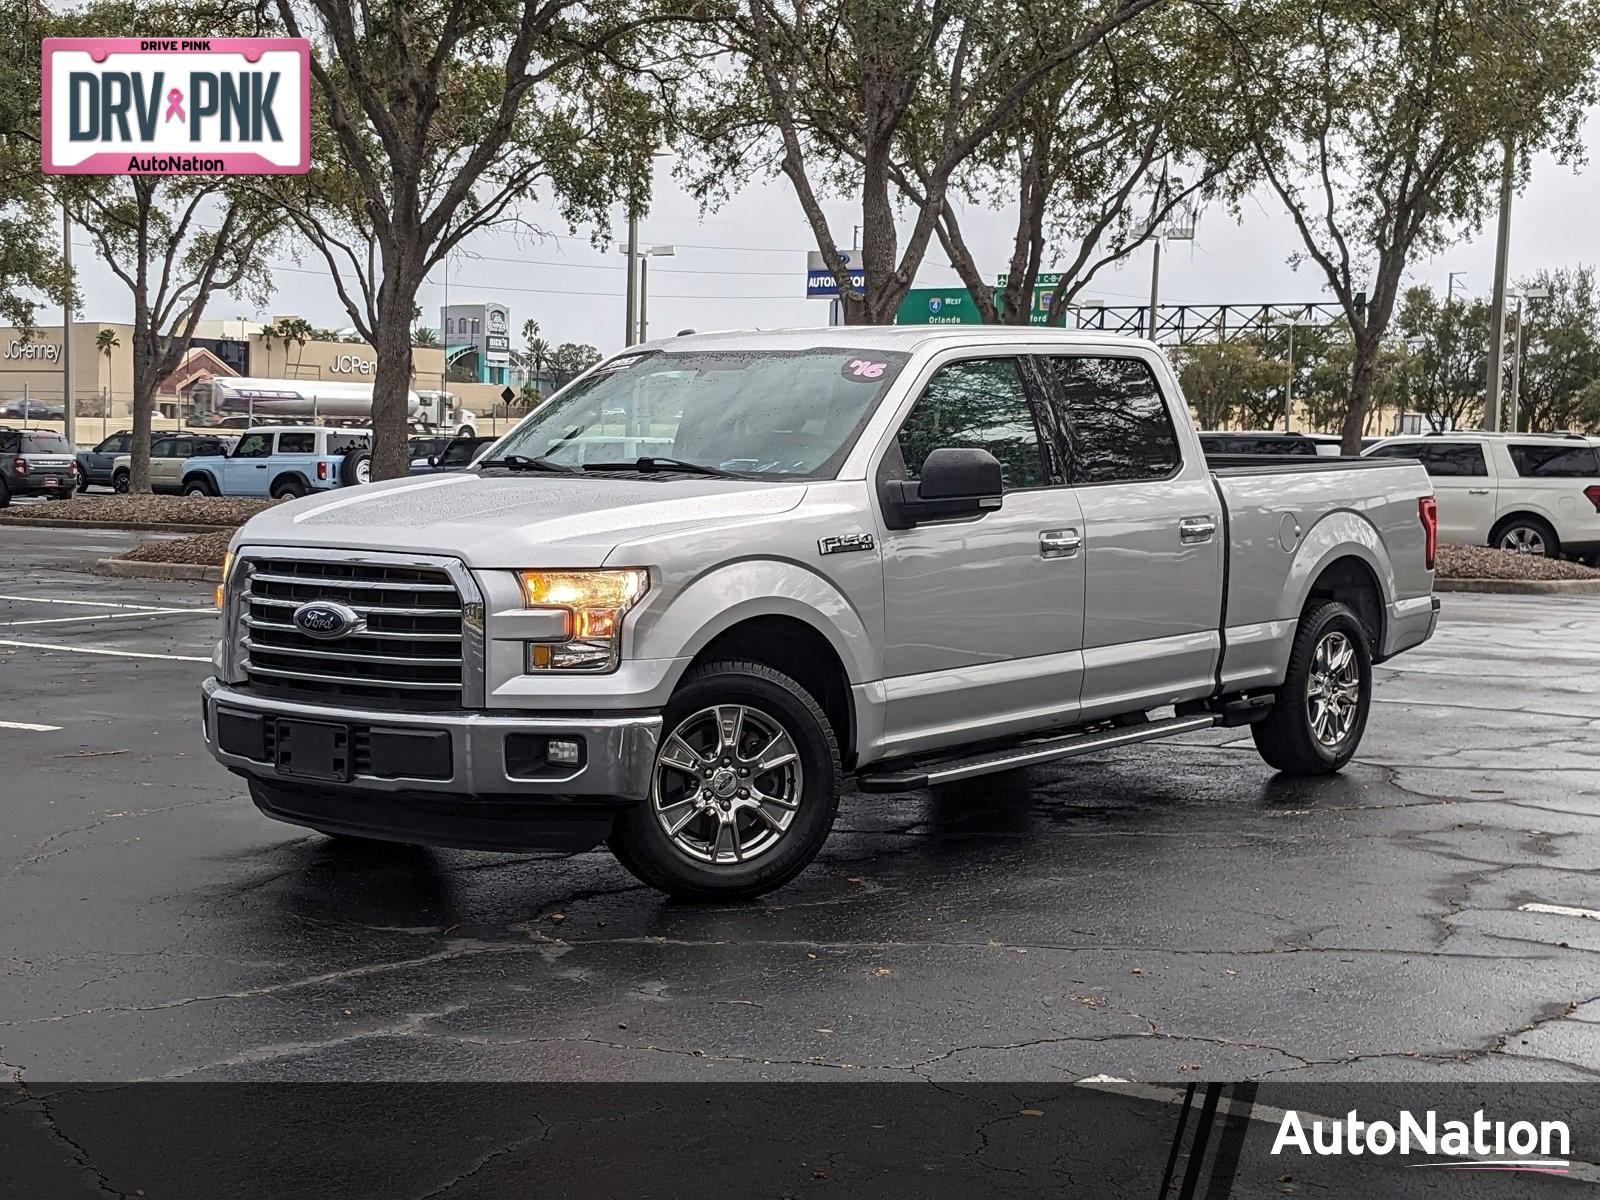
[841,358,888,381]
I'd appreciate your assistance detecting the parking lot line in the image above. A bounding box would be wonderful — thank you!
[1518,902,1600,922]
[0,719,62,731]
[0,593,211,612]
[0,609,203,627]
[0,638,211,662]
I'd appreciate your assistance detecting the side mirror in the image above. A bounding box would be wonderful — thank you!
[882,446,1005,529]
[427,456,439,467]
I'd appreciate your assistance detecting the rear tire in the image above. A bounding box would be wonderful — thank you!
[270,477,309,499]
[1491,515,1559,558]
[1252,600,1372,776]
[0,479,10,508]
[609,660,841,900]
[112,469,130,493]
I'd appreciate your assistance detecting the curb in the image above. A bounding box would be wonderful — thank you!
[0,516,228,534]
[92,558,220,582]
[1436,577,1600,595]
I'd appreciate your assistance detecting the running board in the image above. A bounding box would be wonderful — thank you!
[855,714,1222,794]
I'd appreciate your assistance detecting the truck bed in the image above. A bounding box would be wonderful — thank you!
[1206,454,1416,474]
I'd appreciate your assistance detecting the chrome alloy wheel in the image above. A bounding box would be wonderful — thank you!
[1499,526,1546,555]
[1305,630,1360,747]
[652,704,804,865]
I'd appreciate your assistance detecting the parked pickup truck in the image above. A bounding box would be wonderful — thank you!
[204,329,1440,899]
[181,426,372,497]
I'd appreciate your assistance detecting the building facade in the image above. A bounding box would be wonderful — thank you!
[441,301,512,386]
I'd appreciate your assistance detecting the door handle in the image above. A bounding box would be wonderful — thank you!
[1040,528,1081,559]
[1467,488,1490,495]
[1179,516,1218,544]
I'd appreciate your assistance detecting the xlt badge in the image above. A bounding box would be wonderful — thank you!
[819,533,875,556]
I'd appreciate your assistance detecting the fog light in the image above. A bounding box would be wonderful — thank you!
[547,739,581,766]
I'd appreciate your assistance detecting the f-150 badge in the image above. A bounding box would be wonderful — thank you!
[819,533,875,556]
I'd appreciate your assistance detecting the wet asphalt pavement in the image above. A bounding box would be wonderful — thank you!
[3,522,1600,1088]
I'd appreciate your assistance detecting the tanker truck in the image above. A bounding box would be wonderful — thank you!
[188,377,479,436]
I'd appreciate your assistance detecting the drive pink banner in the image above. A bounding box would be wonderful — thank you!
[42,37,310,175]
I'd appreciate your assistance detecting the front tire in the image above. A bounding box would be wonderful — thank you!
[609,660,841,900]
[112,469,130,493]
[183,476,216,497]
[1252,600,1372,776]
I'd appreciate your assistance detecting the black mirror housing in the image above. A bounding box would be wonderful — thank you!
[881,446,1005,529]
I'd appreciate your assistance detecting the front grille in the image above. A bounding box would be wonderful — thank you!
[240,557,466,710]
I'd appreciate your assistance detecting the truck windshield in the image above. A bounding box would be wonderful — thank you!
[488,348,910,479]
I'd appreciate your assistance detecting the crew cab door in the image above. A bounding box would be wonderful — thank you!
[1035,352,1224,720]
[224,431,274,495]
[869,354,1086,757]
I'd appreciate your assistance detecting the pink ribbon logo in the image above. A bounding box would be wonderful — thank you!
[164,88,185,123]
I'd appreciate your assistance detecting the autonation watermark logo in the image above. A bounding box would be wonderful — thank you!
[1272,1108,1570,1175]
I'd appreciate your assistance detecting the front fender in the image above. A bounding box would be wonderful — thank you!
[632,558,879,688]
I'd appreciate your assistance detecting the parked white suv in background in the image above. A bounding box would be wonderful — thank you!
[1363,432,1600,559]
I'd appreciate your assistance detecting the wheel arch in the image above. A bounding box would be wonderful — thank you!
[268,470,312,496]
[1285,510,1395,658]
[181,468,220,493]
[1487,509,1558,548]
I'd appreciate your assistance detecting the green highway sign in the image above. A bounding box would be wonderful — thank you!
[995,272,1064,288]
[895,285,1064,326]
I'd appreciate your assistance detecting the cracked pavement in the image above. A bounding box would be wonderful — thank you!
[5,525,1600,1089]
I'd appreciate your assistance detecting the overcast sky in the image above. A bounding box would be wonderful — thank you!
[66,108,1600,354]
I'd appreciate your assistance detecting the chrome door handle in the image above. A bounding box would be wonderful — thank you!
[1179,516,1217,544]
[1040,528,1081,559]
[1468,488,1490,495]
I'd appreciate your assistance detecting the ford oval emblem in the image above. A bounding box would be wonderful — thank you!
[292,600,362,641]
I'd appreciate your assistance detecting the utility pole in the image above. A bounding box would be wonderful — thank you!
[61,204,75,445]
[623,207,639,348]
[1484,140,1515,431]
[1148,238,1162,341]
[1284,321,1296,432]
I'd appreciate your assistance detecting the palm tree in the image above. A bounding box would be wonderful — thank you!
[412,326,440,347]
[257,321,281,376]
[95,329,119,420]
[278,316,314,378]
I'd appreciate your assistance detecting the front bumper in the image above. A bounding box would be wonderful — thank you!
[201,677,661,801]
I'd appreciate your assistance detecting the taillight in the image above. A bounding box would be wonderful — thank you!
[316,461,328,481]
[12,457,25,475]
[1419,496,1438,570]
[1585,485,1600,514]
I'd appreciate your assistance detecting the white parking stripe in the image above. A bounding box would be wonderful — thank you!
[0,720,62,731]
[1519,902,1600,922]
[0,639,210,662]
[0,608,202,627]
[0,594,210,611]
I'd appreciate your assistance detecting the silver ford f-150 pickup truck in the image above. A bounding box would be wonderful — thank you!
[204,328,1439,898]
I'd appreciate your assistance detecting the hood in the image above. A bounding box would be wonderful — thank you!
[232,471,809,567]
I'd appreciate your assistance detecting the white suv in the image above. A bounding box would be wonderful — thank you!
[1364,432,1600,558]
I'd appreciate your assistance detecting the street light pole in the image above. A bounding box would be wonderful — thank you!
[623,207,639,348]
[1508,286,1549,433]
[1147,238,1161,341]
[61,203,75,446]
[1284,322,1296,432]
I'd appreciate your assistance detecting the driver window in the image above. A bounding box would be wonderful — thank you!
[891,358,1042,488]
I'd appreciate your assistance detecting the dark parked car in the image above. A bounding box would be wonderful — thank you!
[408,435,496,475]
[1199,431,1332,458]
[77,430,145,490]
[2,399,65,420]
[407,435,452,464]
[0,427,78,505]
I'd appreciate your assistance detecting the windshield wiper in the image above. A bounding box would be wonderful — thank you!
[581,456,747,479]
[477,454,579,474]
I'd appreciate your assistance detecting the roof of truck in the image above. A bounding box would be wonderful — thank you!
[633,326,1160,354]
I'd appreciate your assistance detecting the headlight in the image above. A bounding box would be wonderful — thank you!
[517,568,649,671]
[216,549,235,610]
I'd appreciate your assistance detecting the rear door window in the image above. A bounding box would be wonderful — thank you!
[1416,443,1488,477]
[276,432,316,454]
[1042,356,1181,483]
[1508,443,1600,477]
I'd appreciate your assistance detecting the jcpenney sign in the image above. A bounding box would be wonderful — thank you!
[3,341,61,363]
[42,38,309,174]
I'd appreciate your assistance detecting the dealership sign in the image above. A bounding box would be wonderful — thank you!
[42,38,310,174]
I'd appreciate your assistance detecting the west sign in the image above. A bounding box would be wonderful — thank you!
[42,38,310,174]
